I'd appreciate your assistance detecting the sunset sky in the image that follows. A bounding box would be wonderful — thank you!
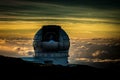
[0,0,120,65]
[0,0,120,39]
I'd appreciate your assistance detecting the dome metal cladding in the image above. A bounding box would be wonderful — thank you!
[33,25,70,52]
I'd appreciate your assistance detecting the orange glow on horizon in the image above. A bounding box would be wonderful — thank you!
[0,21,119,39]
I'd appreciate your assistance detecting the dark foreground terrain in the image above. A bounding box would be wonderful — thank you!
[0,56,120,79]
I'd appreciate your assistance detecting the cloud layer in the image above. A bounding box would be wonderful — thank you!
[0,37,120,66]
[69,38,120,63]
[0,39,34,57]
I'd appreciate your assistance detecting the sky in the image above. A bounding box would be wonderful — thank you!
[0,0,120,39]
[0,0,120,66]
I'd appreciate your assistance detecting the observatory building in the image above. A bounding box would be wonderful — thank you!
[33,25,70,65]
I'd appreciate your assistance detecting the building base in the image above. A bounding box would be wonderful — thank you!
[21,57,68,66]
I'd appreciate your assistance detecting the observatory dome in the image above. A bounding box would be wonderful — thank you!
[33,25,70,65]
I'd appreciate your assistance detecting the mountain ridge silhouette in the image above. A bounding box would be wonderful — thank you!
[0,55,119,78]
